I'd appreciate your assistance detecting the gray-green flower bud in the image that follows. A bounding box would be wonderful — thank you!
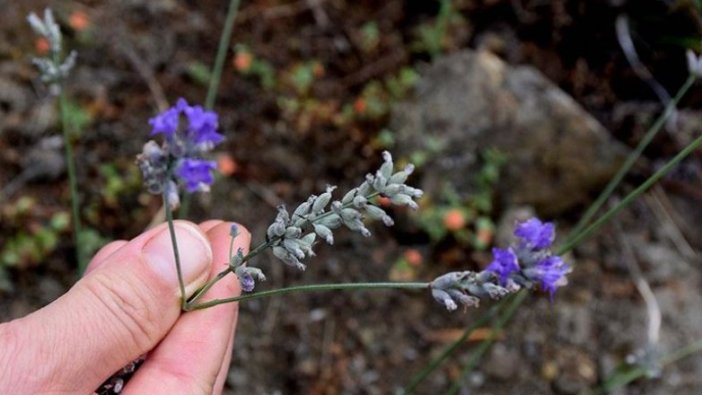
[313,224,334,244]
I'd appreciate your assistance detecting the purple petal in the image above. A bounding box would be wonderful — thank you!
[486,247,520,285]
[514,218,555,250]
[184,105,223,146]
[148,107,180,137]
[239,273,255,292]
[176,159,217,192]
[526,256,569,300]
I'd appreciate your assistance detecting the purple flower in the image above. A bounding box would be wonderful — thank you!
[177,159,217,192]
[183,104,223,146]
[514,218,555,250]
[524,256,569,299]
[149,107,180,137]
[148,98,224,148]
[486,247,519,285]
[239,273,255,292]
[234,266,266,293]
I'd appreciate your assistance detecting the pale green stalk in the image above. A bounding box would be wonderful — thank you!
[163,190,187,309]
[400,304,501,394]
[186,282,428,311]
[180,0,241,219]
[58,89,85,273]
[205,0,241,109]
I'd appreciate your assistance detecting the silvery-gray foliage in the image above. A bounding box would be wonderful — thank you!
[27,8,77,94]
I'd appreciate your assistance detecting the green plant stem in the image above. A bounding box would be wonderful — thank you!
[228,231,236,261]
[568,75,696,240]
[186,266,231,306]
[186,282,429,311]
[164,192,187,309]
[186,238,279,305]
[58,89,85,273]
[444,291,526,395]
[180,0,241,220]
[401,304,500,394]
[557,130,702,256]
[186,192,383,307]
[205,0,241,110]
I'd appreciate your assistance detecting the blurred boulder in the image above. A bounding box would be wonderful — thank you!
[390,50,628,215]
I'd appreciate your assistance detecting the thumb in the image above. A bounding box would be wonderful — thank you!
[1,221,212,394]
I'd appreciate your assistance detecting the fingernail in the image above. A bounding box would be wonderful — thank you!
[142,222,212,288]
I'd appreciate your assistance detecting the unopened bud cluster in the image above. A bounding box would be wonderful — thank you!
[431,270,516,311]
[27,9,77,94]
[236,151,423,291]
[431,217,570,311]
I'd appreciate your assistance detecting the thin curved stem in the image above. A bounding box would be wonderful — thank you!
[164,192,187,309]
[186,192,383,307]
[186,267,231,306]
[401,292,526,395]
[186,282,429,310]
[58,88,85,273]
[205,0,241,110]
[181,0,241,219]
[228,232,236,262]
[568,75,696,241]
[185,236,272,305]
[401,304,501,394]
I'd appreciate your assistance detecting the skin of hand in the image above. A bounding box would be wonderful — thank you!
[0,219,250,394]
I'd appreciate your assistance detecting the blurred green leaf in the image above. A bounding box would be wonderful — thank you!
[290,63,316,95]
[360,21,380,53]
[79,228,108,260]
[187,61,213,86]
[50,211,71,231]
[64,100,93,139]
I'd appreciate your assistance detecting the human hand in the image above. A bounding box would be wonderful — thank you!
[0,220,250,394]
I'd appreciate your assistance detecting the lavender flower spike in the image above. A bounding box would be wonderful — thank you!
[27,8,77,94]
[265,151,423,272]
[137,98,224,208]
[430,271,515,311]
[434,216,570,312]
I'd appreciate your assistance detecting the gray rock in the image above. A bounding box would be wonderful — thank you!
[391,50,628,215]
[556,303,593,346]
[0,75,31,134]
[483,343,521,380]
[552,346,598,394]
